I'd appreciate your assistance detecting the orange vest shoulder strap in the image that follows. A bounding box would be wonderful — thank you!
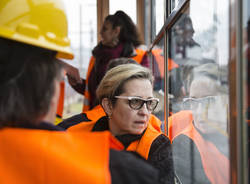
[69,105,106,132]
[151,49,179,78]
[83,56,96,112]
[68,120,96,132]
[151,49,164,78]
[0,128,123,184]
[132,49,146,64]
[127,115,162,160]
[182,125,229,184]
[86,105,106,121]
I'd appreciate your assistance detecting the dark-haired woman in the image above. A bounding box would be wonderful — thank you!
[68,10,149,112]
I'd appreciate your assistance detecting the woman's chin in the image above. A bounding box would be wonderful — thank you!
[101,41,112,47]
[131,127,146,135]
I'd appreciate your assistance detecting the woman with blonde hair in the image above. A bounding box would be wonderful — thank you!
[64,64,175,184]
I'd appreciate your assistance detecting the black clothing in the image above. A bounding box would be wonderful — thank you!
[110,149,159,184]
[148,134,175,184]
[17,121,65,131]
[58,113,90,129]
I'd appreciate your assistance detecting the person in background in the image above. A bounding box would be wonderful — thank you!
[168,63,229,184]
[67,10,149,112]
[60,63,175,184]
[0,1,162,183]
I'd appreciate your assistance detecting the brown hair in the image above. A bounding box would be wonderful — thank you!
[0,38,63,127]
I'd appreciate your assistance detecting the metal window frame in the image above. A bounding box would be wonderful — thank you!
[229,0,249,183]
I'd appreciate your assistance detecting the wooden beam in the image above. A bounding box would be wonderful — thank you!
[137,0,145,43]
[97,0,109,42]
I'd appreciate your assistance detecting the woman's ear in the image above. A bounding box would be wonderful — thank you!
[101,98,113,117]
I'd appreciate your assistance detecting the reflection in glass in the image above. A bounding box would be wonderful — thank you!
[168,0,230,183]
[183,96,220,110]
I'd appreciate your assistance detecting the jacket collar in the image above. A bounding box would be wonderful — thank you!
[92,116,145,148]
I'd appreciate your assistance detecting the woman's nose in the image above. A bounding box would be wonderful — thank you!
[139,103,150,115]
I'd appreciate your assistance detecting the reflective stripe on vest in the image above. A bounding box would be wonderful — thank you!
[82,49,146,112]
[168,111,229,184]
[0,128,123,184]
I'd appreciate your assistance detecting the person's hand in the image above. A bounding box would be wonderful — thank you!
[66,74,80,86]
[61,61,82,86]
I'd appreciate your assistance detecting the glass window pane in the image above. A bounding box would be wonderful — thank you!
[151,0,165,40]
[168,0,230,183]
[62,0,97,118]
[109,0,137,24]
[155,0,165,35]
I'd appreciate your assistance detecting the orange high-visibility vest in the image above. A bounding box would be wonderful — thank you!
[68,105,106,132]
[126,115,162,160]
[69,105,163,160]
[168,110,193,142]
[82,49,147,112]
[151,49,179,78]
[168,111,229,184]
[0,128,123,184]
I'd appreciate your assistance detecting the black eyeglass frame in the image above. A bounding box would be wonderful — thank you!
[114,96,159,111]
